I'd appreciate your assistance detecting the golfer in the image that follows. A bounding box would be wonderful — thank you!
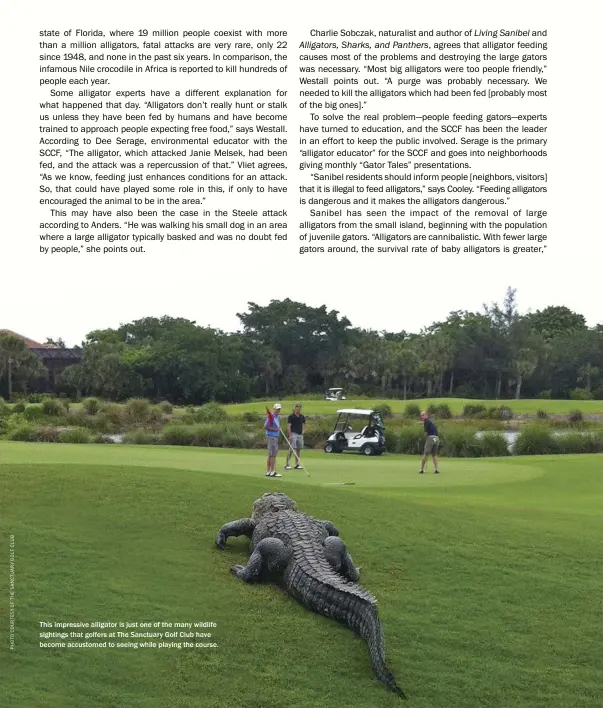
[419,411,440,474]
[265,403,282,477]
[285,404,306,470]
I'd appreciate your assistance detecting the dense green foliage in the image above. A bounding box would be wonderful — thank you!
[2,396,602,456]
[1,290,602,404]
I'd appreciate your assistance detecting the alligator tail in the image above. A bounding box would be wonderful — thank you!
[356,601,406,699]
[287,565,405,698]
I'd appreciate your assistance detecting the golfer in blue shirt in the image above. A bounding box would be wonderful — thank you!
[265,403,282,477]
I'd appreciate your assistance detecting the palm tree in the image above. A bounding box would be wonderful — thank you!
[0,334,45,400]
[390,340,419,400]
[512,347,539,399]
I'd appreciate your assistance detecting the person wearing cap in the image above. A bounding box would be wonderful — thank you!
[265,403,282,477]
[419,411,440,474]
[285,404,307,470]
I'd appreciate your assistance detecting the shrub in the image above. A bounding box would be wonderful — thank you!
[67,409,90,428]
[487,406,513,421]
[194,402,229,422]
[34,426,61,443]
[554,432,594,454]
[374,403,392,420]
[479,432,510,457]
[123,430,158,445]
[147,405,165,425]
[93,434,115,444]
[213,427,250,449]
[374,404,392,419]
[161,425,195,446]
[58,427,92,444]
[536,390,552,399]
[242,411,263,423]
[513,426,559,455]
[304,417,335,448]
[568,409,583,424]
[463,403,487,418]
[189,423,219,447]
[1,412,29,436]
[100,403,123,428]
[385,431,399,453]
[23,404,45,422]
[384,417,413,432]
[440,429,483,457]
[124,397,151,424]
[404,403,421,419]
[394,427,425,455]
[12,402,26,413]
[83,398,100,415]
[27,393,51,403]
[42,398,66,417]
[7,423,37,441]
[158,401,173,414]
[432,403,452,419]
[536,409,549,419]
[570,388,594,401]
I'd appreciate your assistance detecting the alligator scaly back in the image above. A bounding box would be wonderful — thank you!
[216,492,406,698]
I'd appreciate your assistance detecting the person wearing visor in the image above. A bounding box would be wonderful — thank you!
[265,403,282,477]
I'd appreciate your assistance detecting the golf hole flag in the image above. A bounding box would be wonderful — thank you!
[265,407,274,426]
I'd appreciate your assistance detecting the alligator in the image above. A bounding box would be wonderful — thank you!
[215,492,405,698]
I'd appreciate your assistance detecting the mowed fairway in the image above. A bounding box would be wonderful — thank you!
[225,397,603,416]
[1,442,601,708]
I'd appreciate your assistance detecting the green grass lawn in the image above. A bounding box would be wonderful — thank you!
[225,397,603,416]
[1,442,601,707]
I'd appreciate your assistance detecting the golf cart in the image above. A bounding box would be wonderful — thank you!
[324,409,386,456]
[324,387,347,401]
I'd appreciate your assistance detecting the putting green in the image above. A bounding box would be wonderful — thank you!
[0,441,543,488]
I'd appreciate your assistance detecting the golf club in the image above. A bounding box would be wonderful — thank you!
[279,426,310,477]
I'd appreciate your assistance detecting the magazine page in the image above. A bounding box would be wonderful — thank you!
[1,1,600,706]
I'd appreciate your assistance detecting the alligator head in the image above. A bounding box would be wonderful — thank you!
[251,492,297,521]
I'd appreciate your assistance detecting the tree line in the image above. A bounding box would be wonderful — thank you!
[1,288,602,403]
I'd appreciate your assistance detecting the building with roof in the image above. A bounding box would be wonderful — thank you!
[0,330,81,392]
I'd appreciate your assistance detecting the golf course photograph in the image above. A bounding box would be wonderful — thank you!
[2,290,602,706]
[1,442,601,707]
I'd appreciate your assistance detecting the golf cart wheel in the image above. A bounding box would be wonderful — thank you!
[361,445,375,456]
[324,442,335,453]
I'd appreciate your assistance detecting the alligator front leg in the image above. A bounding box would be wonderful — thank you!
[215,518,254,550]
[231,537,291,582]
[323,536,361,581]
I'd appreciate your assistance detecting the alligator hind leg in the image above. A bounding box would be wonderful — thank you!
[231,537,290,582]
[323,536,361,581]
[318,520,340,537]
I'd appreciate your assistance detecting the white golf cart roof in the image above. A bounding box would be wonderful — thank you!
[328,387,344,391]
[336,408,375,415]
